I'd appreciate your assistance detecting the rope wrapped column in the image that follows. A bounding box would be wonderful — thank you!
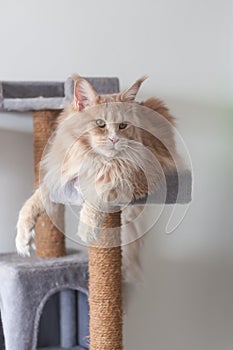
[33,110,66,258]
[89,211,123,350]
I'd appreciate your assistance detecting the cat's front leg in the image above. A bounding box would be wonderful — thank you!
[16,188,45,256]
[78,202,106,243]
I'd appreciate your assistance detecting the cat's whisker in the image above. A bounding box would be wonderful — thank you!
[122,150,140,165]
[125,145,142,155]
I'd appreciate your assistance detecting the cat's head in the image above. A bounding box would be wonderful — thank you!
[71,75,147,157]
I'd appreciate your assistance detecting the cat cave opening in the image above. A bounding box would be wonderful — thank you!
[37,289,89,350]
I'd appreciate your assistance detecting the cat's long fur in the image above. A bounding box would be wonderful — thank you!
[16,75,177,280]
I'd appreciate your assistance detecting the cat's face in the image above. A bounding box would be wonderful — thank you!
[71,75,146,158]
[86,108,138,157]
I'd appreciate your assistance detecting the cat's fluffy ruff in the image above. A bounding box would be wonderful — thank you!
[16,75,177,279]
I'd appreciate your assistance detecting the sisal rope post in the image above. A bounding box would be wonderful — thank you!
[89,211,123,350]
[33,110,66,258]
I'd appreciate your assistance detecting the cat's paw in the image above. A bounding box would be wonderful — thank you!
[15,226,36,257]
[77,220,101,243]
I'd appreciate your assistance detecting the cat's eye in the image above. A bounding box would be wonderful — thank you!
[96,119,106,128]
[119,122,127,130]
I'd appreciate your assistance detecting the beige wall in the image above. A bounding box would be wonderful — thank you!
[0,0,232,349]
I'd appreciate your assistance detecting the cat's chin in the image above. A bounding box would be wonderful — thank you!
[96,149,120,158]
[101,149,119,158]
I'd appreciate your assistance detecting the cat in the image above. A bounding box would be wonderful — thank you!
[16,75,177,279]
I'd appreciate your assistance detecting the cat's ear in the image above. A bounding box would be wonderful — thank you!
[73,75,98,111]
[120,76,148,102]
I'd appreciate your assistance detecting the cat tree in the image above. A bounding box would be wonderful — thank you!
[0,77,192,350]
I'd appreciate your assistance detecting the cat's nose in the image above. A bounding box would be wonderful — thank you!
[109,136,119,144]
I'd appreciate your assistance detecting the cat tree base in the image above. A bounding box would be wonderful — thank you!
[0,251,89,350]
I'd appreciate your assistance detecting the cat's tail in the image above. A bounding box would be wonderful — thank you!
[16,187,48,256]
[121,205,145,282]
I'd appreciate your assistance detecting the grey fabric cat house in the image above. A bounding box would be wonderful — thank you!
[0,77,192,350]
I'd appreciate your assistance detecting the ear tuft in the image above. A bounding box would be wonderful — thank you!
[73,75,98,111]
[72,73,81,81]
[120,76,148,102]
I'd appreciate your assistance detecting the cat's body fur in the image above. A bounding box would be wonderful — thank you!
[16,75,177,279]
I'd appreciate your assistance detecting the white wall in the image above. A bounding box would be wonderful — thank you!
[0,129,33,252]
[0,0,232,349]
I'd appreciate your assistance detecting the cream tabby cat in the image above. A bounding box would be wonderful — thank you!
[16,75,177,278]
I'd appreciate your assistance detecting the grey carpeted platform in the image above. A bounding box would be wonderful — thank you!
[50,169,192,206]
[0,77,119,111]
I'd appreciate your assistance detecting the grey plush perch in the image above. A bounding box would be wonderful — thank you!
[50,169,192,205]
[0,77,119,111]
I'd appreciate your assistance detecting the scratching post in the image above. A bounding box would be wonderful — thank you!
[89,211,123,350]
[33,110,65,258]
